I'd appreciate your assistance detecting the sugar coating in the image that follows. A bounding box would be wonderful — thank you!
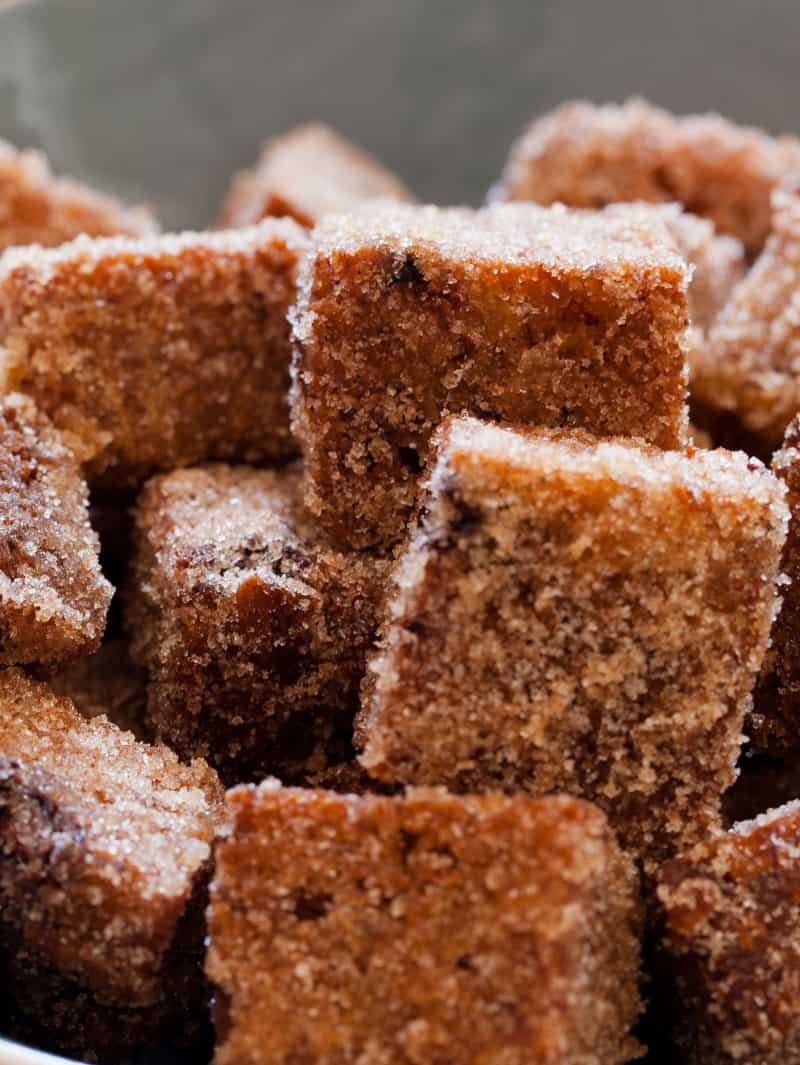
[492,98,800,255]
[750,415,800,750]
[49,639,147,738]
[207,782,642,1065]
[0,668,224,1007]
[0,219,308,488]
[220,122,414,229]
[292,200,691,549]
[0,393,112,666]
[0,138,156,252]
[358,417,788,871]
[126,464,389,786]
[694,191,800,449]
[657,800,800,1063]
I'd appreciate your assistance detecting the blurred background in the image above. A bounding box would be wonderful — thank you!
[0,0,797,229]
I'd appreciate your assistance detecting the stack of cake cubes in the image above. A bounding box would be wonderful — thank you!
[2,103,800,1065]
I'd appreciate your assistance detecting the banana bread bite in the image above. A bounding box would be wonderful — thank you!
[0,393,112,666]
[0,669,224,1060]
[492,98,800,255]
[0,138,156,252]
[126,464,388,786]
[657,801,800,1064]
[0,219,308,489]
[292,201,691,550]
[694,190,800,450]
[358,417,787,871]
[220,122,414,229]
[207,782,643,1065]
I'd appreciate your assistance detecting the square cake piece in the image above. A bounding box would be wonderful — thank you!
[0,669,223,1059]
[0,219,308,489]
[657,801,800,1064]
[492,98,800,255]
[750,415,800,750]
[358,417,787,870]
[220,122,414,229]
[206,782,642,1065]
[0,392,112,666]
[693,191,800,450]
[292,201,691,549]
[0,137,156,252]
[126,464,388,786]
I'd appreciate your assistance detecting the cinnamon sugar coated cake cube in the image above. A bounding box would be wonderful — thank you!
[220,122,414,229]
[657,801,800,1063]
[0,669,224,1058]
[493,98,800,254]
[750,415,800,750]
[358,417,788,870]
[0,138,156,252]
[126,464,388,785]
[206,783,642,1065]
[694,191,800,449]
[292,201,691,549]
[0,219,308,488]
[0,393,112,666]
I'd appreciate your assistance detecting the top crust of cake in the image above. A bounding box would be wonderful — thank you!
[0,217,304,281]
[438,417,784,512]
[301,200,689,279]
[0,138,157,251]
[220,123,414,228]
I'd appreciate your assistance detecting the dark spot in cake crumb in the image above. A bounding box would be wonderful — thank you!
[397,446,422,475]
[388,253,426,290]
[292,891,333,922]
[399,829,421,863]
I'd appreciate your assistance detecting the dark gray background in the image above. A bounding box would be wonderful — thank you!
[0,0,798,229]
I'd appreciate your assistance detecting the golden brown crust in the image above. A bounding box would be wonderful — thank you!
[694,191,800,449]
[125,463,388,785]
[0,393,112,666]
[358,417,788,872]
[657,801,800,1063]
[493,98,800,255]
[292,201,691,550]
[207,783,643,1065]
[0,669,223,1006]
[0,138,157,253]
[220,123,414,229]
[0,221,308,488]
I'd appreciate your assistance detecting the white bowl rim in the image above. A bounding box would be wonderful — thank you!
[0,1036,78,1065]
